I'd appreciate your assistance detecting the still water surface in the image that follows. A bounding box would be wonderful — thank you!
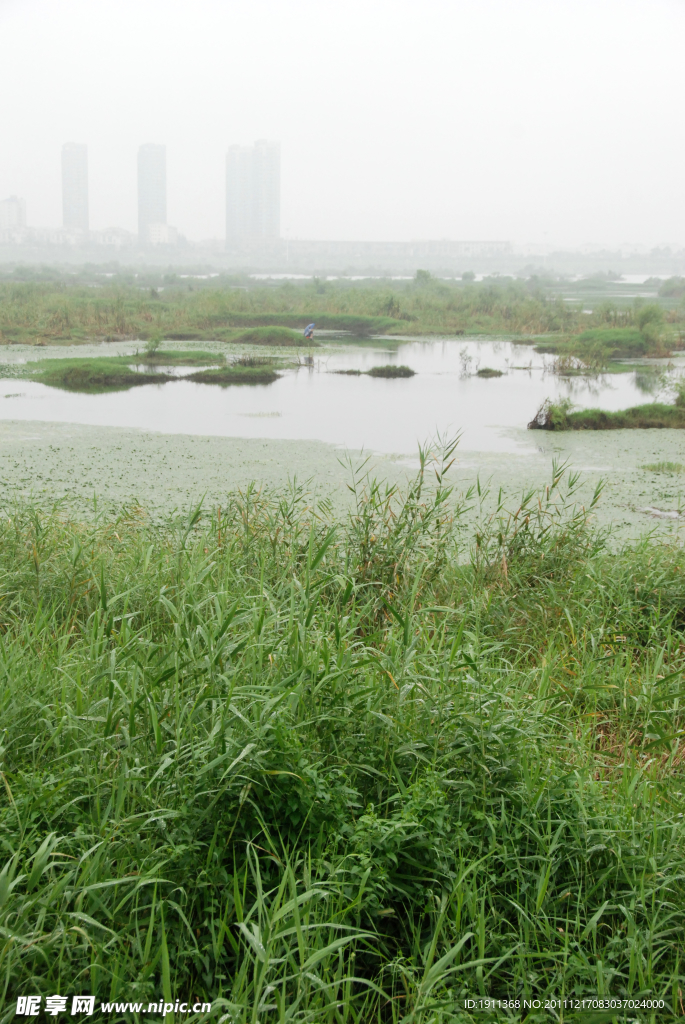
[0,338,669,455]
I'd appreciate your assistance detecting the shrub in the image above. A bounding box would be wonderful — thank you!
[366,364,415,378]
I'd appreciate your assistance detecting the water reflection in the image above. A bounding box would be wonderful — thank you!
[634,368,667,395]
[0,338,673,455]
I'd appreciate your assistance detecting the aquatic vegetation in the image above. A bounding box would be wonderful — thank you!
[586,326,652,356]
[536,322,674,366]
[529,396,685,430]
[31,357,174,393]
[366,364,415,377]
[530,376,685,431]
[334,365,416,378]
[550,354,598,376]
[214,314,406,337]
[475,366,503,377]
[134,349,224,366]
[0,456,684,1014]
[633,364,669,393]
[562,404,685,429]
[0,281,410,345]
[186,361,280,385]
[233,354,276,367]
[232,325,310,346]
[528,397,574,430]
[642,461,685,474]
[6,271,676,346]
[22,354,279,392]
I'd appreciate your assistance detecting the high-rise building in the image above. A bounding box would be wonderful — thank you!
[226,140,280,247]
[62,143,89,232]
[0,196,26,230]
[252,140,280,239]
[138,144,166,245]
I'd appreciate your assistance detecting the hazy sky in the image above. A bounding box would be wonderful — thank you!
[1,0,684,246]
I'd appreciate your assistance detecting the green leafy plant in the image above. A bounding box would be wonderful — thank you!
[145,330,163,354]
[0,450,683,1016]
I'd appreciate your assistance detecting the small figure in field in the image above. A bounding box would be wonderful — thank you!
[304,322,315,340]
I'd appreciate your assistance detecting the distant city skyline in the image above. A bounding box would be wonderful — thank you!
[2,0,684,247]
[0,195,26,231]
[3,141,283,247]
[226,141,280,247]
[1,136,682,257]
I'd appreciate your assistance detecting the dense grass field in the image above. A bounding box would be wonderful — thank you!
[0,448,684,1021]
[2,271,683,347]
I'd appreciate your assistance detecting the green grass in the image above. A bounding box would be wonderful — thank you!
[335,365,416,378]
[366,364,415,378]
[642,461,685,474]
[186,362,281,385]
[5,272,679,346]
[200,315,406,338]
[575,327,649,356]
[536,326,674,368]
[0,452,684,1018]
[232,326,312,347]
[475,367,504,378]
[529,398,685,431]
[562,404,685,430]
[22,355,280,393]
[30,357,174,393]
[135,350,224,366]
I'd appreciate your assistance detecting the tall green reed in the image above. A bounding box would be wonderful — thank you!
[0,448,683,1020]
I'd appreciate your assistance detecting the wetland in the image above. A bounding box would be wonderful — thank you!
[0,329,683,535]
[0,333,682,451]
[0,269,683,531]
[1,270,685,1014]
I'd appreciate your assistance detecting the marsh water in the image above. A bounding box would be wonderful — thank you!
[0,337,678,455]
